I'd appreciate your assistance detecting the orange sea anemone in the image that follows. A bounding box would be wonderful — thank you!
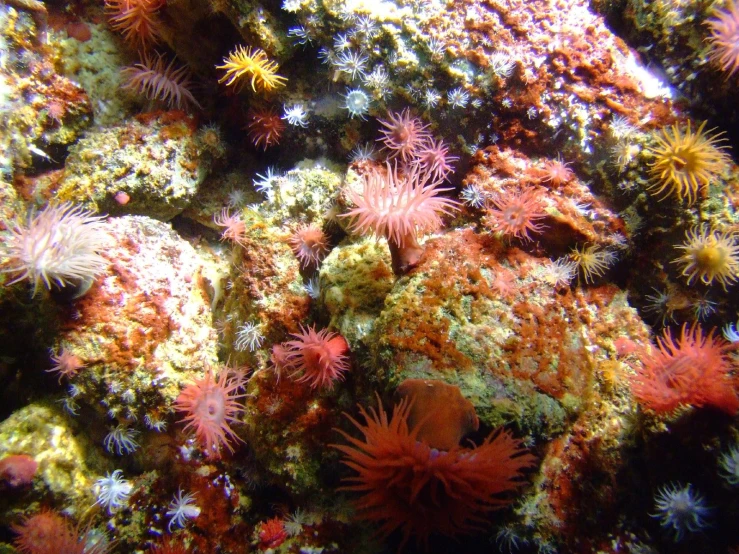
[331,395,534,551]
[646,121,730,205]
[630,324,739,415]
[673,225,739,290]
[105,0,164,50]
[216,46,287,93]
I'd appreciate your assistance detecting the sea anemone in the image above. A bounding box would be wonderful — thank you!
[246,108,285,150]
[343,88,371,119]
[275,325,350,389]
[569,243,615,284]
[288,224,330,268]
[94,470,133,514]
[258,517,288,550]
[105,0,163,50]
[707,0,739,77]
[13,510,109,554]
[540,155,574,187]
[166,489,200,532]
[484,188,547,241]
[47,347,84,382]
[672,225,739,290]
[121,53,201,110]
[652,483,711,541]
[331,395,534,550]
[213,208,247,245]
[1,202,109,297]
[174,364,247,457]
[377,108,430,162]
[646,121,730,205]
[630,323,739,415]
[413,138,458,181]
[341,163,459,274]
[216,46,287,93]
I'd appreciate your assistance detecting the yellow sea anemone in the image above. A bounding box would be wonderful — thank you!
[216,46,287,93]
[646,121,730,205]
[673,225,739,290]
[569,244,615,284]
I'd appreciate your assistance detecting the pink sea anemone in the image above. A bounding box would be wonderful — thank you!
[275,326,350,389]
[175,364,247,457]
[377,109,430,162]
[707,0,739,77]
[213,208,247,245]
[485,188,547,241]
[341,163,459,273]
[288,224,329,268]
[413,138,458,181]
[47,348,84,382]
[121,53,201,110]
[1,202,109,297]
[105,0,163,50]
[541,155,574,187]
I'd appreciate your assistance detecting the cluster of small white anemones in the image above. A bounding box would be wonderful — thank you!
[93,473,200,532]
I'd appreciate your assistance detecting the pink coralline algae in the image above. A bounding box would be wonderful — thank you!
[0,455,38,488]
[175,365,248,457]
[273,326,350,389]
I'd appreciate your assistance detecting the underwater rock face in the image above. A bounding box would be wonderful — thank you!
[0,403,101,523]
[56,113,208,220]
[371,228,651,439]
[53,215,222,425]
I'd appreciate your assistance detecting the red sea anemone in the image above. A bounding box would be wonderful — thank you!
[630,324,739,415]
[175,364,247,457]
[276,325,350,389]
[258,517,287,550]
[331,395,534,550]
[707,0,739,77]
[247,108,285,150]
[377,108,430,162]
[288,224,330,268]
[13,510,107,554]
